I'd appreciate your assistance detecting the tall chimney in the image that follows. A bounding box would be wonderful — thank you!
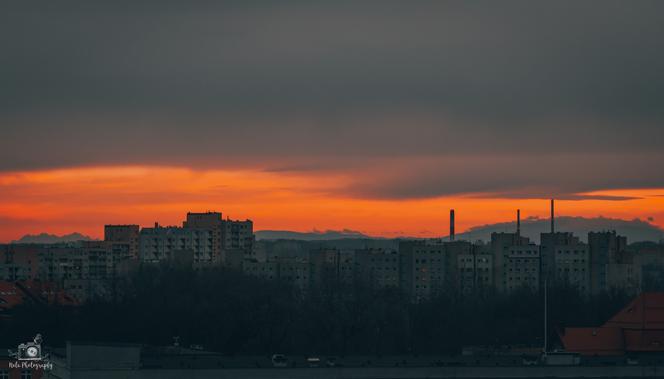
[550,199,555,233]
[450,209,455,241]
[517,209,521,236]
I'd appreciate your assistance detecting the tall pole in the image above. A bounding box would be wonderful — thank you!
[450,209,455,241]
[550,199,555,234]
[544,278,548,355]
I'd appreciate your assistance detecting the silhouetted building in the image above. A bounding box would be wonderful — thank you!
[399,240,447,301]
[243,256,310,294]
[27,241,132,302]
[221,218,254,259]
[553,239,590,295]
[634,242,664,291]
[539,231,592,294]
[589,231,639,294]
[456,242,493,295]
[104,224,139,259]
[355,248,400,290]
[139,223,216,267]
[183,212,224,261]
[308,248,356,290]
[0,244,40,281]
[504,244,540,293]
[490,232,530,292]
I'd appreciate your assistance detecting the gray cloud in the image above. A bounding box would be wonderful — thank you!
[1,1,664,198]
[342,152,664,199]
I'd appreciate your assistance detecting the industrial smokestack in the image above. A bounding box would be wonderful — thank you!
[450,209,455,241]
[517,209,521,236]
[550,199,555,233]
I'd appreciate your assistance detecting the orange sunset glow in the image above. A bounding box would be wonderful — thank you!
[1,166,663,242]
[3,3,664,244]
[5,2,664,366]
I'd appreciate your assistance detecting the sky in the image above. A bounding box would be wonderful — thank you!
[1,2,664,241]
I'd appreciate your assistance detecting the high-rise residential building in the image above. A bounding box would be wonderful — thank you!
[399,240,447,301]
[277,257,310,294]
[457,243,493,295]
[504,244,540,293]
[182,212,255,263]
[308,248,356,290]
[588,231,630,294]
[139,223,215,266]
[553,239,590,295]
[0,241,133,302]
[0,244,40,281]
[634,242,664,290]
[399,239,491,300]
[183,212,223,260]
[243,259,279,281]
[605,262,640,295]
[355,248,400,290]
[37,241,132,302]
[221,218,254,255]
[491,232,530,292]
[104,224,140,259]
[243,256,310,294]
[137,212,255,266]
[540,231,581,283]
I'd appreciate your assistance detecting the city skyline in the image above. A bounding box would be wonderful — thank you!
[2,191,663,244]
[2,3,664,241]
[3,3,664,376]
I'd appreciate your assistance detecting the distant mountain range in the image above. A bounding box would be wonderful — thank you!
[257,216,664,244]
[11,232,95,244]
[10,216,664,245]
[454,216,664,244]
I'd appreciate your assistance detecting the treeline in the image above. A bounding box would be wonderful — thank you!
[3,265,632,355]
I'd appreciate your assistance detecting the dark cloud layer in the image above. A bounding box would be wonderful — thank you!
[1,1,664,199]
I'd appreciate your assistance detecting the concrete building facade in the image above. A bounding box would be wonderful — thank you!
[504,244,540,293]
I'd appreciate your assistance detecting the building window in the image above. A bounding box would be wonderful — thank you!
[21,370,32,379]
[0,370,8,379]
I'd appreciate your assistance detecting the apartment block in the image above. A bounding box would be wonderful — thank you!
[309,248,356,290]
[355,248,400,290]
[554,242,590,295]
[504,244,540,293]
[457,244,493,295]
[104,224,140,259]
[139,223,216,266]
[490,232,530,292]
[243,256,310,294]
[399,241,447,301]
[588,231,636,294]
[0,244,40,281]
[221,218,254,255]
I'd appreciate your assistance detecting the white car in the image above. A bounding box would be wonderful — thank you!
[272,354,288,368]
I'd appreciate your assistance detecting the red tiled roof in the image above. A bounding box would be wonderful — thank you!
[0,280,79,310]
[559,327,624,355]
[562,292,664,355]
[0,281,25,310]
[604,293,664,330]
[623,330,664,352]
[18,280,79,306]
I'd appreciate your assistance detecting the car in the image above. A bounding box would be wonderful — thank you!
[626,357,639,365]
[307,356,321,367]
[272,354,288,368]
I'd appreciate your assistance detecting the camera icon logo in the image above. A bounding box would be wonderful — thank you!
[17,334,43,361]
